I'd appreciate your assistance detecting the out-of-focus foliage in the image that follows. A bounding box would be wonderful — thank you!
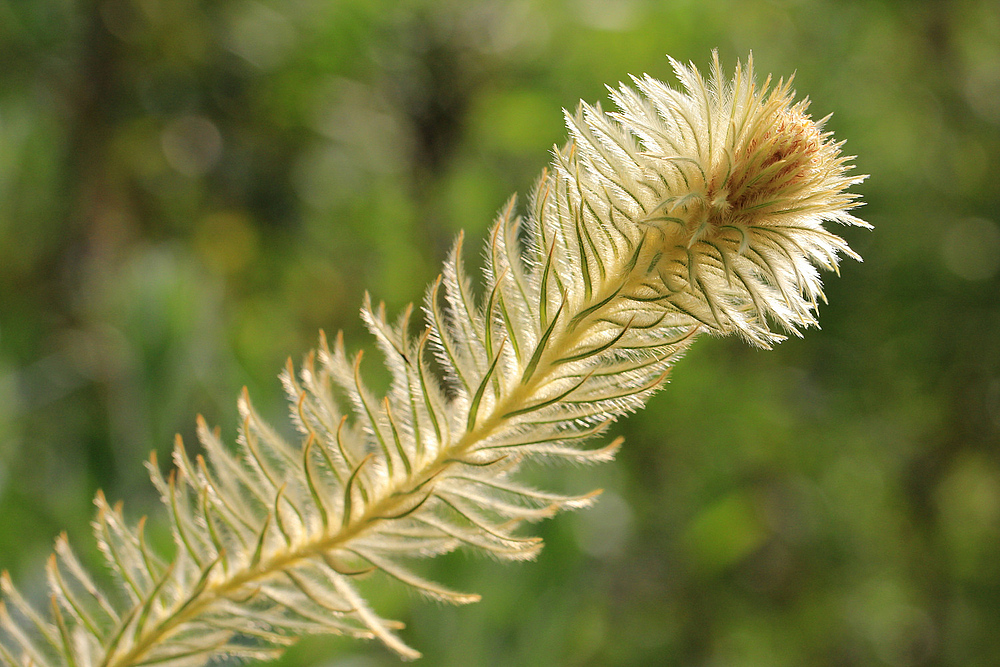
[0,0,998,665]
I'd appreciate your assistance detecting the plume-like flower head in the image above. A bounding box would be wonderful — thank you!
[563,52,868,346]
[0,54,867,667]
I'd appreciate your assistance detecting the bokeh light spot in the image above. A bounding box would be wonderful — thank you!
[942,217,1000,281]
[573,491,633,559]
[194,211,259,275]
[161,115,223,177]
[224,1,296,71]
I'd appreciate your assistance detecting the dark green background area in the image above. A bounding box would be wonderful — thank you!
[1,0,998,665]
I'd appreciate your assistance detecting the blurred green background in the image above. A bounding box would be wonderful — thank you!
[1,0,999,665]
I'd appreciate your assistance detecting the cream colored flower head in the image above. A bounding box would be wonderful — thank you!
[562,52,869,347]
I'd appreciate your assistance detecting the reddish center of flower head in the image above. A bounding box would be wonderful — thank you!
[724,106,823,219]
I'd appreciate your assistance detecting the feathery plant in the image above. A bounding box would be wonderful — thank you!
[0,53,868,665]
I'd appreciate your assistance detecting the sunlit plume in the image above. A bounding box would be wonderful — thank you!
[562,52,868,346]
[0,54,867,667]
